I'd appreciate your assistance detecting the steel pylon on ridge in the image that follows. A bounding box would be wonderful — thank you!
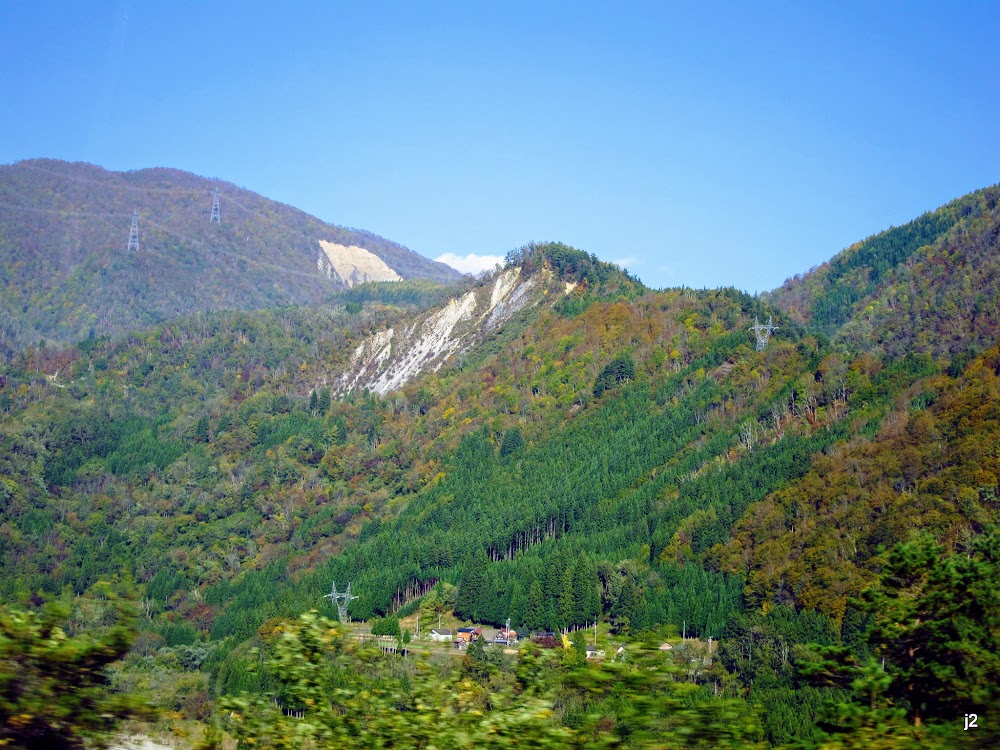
[749,316,779,351]
[210,188,221,223]
[127,209,139,251]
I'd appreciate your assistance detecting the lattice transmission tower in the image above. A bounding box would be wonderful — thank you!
[127,209,140,251]
[748,316,779,351]
[210,188,221,223]
[323,581,359,623]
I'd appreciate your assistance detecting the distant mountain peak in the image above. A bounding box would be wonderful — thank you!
[0,159,461,344]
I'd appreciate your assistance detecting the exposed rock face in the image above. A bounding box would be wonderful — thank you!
[317,240,402,287]
[339,267,540,395]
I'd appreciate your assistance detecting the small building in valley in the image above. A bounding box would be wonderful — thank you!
[494,628,518,645]
[453,627,484,647]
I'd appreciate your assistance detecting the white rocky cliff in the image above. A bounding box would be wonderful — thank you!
[317,240,402,287]
[338,267,541,395]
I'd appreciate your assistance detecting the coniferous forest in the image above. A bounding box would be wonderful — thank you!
[1,174,999,749]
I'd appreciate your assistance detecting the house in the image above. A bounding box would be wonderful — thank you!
[585,647,605,661]
[494,628,518,645]
[453,627,483,647]
[428,628,452,642]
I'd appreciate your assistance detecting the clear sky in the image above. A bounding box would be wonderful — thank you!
[2,1,998,291]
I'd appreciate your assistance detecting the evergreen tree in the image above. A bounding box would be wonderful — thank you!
[524,579,544,632]
[593,353,636,397]
[861,530,1000,729]
[572,555,600,626]
[613,575,639,634]
[557,565,575,631]
[455,551,489,622]
[193,414,210,443]
[317,388,331,415]
[508,580,527,630]
[499,427,524,457]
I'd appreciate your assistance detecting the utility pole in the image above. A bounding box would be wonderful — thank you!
[210,188,221,223]
[127,209,139,251]
[748,316,779,351]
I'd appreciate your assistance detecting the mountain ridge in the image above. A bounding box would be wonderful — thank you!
[766,183,1000,357]
[0,158,462,348]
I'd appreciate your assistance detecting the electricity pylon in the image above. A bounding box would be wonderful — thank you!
[749,316,779,351]
[210,188,221,223]
[127,209,139,251]
[323,581,359,623]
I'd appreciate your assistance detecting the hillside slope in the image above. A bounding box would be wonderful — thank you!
[767,184,1000,357]
[0,159,461,346]
[1,205,999,745]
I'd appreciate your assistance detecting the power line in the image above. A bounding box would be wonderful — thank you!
[141,216,323,280]
[4,164,357,281]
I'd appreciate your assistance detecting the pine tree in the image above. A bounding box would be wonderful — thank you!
[557,565,575,631]
[193,415,210,443]
[455,551,488,622]
[524,579,544,632]
[317,388,331,415]
[499,427,524,457]
[613,576,639,634]
[862,530,1000,729]
[508,580,527,630]
[573,555,600,626]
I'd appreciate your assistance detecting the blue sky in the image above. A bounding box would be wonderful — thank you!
[2,1,998,291]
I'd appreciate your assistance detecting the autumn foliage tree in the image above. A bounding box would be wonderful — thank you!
[0,601,150,749]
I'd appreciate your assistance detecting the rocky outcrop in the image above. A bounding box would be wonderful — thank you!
[339,267,541,395]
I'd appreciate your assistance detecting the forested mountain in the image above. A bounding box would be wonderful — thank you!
[767,184,1000,356]
[0,159,461,348]
[2,192,999,748]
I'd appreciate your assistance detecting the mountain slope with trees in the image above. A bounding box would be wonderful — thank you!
[767,184,1000,357]
[0,191,998,748]
[0,159,461,348]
